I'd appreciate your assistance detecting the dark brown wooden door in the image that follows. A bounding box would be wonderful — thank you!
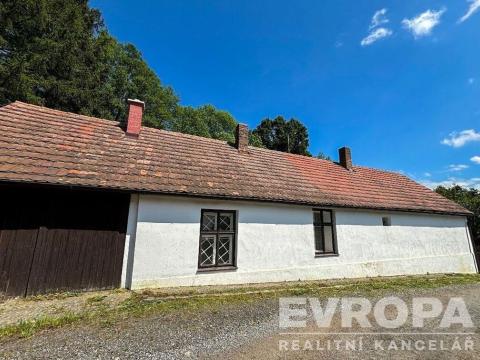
[0,184,129,297]
[0,228,38,297]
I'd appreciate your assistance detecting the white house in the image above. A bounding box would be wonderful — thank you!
[0,100,476,296]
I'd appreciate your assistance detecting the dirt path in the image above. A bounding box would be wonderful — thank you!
[1,281,479,359]
[227,284,480,359]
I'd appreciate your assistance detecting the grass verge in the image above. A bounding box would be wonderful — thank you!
[1,273,479,340]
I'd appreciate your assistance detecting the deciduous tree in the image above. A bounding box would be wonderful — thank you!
[435,185,480,245]
[252,116,310,155]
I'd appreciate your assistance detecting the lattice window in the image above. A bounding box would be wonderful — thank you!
[217,235,233,265]
[198,210,236,269]
[202,212,217,231]
[199,235,216,266]
[219,213,233,231]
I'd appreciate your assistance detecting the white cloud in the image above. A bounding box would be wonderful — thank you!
[424,172,432,177]
[441,129,480,147]
[420,177,480,190]
[459,0,480,23]
[361,9,393,46]
[471,156,480,164]
[402,8,446,38]
[370,8,389,29]
[361,28,393,46]
[447,164,469,172]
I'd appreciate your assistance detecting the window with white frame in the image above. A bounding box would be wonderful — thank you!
[198,210,236,269]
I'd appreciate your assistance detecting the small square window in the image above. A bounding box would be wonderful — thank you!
[322,211,332,223]
[382,216,391,226]
[201,212,217,231]
[219,213,234,231]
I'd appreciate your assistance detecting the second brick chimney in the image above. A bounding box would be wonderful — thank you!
[126,99,145,137]
[235,124,249,152]
[338,146,353,170]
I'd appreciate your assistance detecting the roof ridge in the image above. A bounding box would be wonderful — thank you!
[353,165,410,176]
[4,101,122,127]
[4,101,241,147]
[250,146,336,165]
[145,127,232,146]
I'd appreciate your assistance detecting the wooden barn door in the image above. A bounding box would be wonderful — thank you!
[0,185,129,297]
[0,203,40,297]
[25,228,126,296]
[0,229,37,297]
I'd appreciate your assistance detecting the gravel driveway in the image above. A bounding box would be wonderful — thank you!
[1,282,479,359]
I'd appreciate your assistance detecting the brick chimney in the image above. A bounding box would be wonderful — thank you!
[338,146,352,170]
[126,99,145,137]
[235,124,249,152]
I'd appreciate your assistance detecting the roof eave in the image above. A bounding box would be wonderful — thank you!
[0,179,472,217]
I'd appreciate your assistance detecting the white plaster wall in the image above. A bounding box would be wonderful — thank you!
[121,194,139,288]
[125,194,477,289]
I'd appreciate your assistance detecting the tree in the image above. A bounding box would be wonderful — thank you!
[248,131,264,148]
[435,185,480,246]
[252,116,310,156]
[316,152,332,161]
[0,0,103,112]
[94,33,178,128]
[0,0,104,111]
[171,105,265,147]
[195,105,237,142]
[172,104,237,142]
[0,0,177,127]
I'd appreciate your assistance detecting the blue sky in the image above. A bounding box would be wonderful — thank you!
[91,0,480,189]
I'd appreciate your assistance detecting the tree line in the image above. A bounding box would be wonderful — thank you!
[0,0,315,156]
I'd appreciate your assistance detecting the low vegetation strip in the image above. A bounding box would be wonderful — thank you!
[1,273,479,340]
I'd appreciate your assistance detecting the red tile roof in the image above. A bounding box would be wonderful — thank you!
[0,101,470,215]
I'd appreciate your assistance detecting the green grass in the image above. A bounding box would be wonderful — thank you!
[0,312,84,338]
[1,273,479,340]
